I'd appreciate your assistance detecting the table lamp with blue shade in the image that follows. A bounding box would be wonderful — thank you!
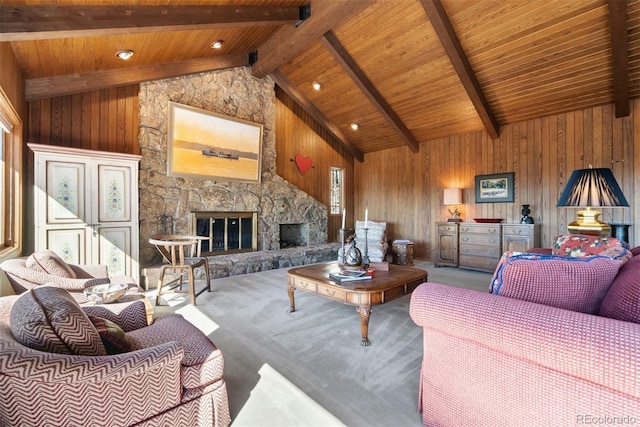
[556,166,629,237]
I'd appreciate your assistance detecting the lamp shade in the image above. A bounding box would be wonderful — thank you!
[556,168,628,208]
[443,188,462,205]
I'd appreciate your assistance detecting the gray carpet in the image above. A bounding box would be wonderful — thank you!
[150,260,492,427]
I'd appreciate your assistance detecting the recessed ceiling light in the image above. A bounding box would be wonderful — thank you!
[211,40,225,49]
[115,50,134,60]
[351,123,359,130]
[312,81,322,91]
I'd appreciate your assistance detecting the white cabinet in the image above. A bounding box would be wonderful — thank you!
[30,143,141,282]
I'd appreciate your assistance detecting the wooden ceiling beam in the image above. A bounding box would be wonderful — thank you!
[271,69,364,162]
[607,0,629,118]
[321,31,419,153]
[0,5,301,41]
[25,53,249,100]
[420,0,500,140]
[251,0,372,79]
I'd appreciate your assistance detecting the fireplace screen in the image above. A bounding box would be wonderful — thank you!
[190,211,257,255]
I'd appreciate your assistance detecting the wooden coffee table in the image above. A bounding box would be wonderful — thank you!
[287,261,428,346]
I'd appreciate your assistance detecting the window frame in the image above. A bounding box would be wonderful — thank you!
[330,167,344,215]
[0,87,23,255]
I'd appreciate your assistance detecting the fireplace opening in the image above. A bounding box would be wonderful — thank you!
[190,211,257,255]
[280,223,309,248]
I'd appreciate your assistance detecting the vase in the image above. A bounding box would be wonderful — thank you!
[521,205,534,224]
[345,240,362,266]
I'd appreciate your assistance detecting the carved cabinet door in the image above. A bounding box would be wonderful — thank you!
[31,143,141,281]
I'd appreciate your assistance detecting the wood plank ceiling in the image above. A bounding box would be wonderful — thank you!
[2,0,639,161]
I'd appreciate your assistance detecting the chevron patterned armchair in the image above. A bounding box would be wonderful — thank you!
[0,250,140,303]
[0,286,230,427]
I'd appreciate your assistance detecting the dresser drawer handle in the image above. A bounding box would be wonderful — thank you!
[325,289,336,297]
[461,237,469,242]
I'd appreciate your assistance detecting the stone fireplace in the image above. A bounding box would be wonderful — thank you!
[279,223,309,248]
[137,67,329,266]
[191,211,257,255]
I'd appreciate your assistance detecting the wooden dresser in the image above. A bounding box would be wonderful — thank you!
[458,223,503,273]
[435,222,541,273]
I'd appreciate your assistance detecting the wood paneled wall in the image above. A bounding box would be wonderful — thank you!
[275,86,355,242]
[28,85,140,154]
[24,80,640,260]
[355,101,640,259]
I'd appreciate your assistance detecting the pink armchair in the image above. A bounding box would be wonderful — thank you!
[410,248,640,426]
[0,286,230,427]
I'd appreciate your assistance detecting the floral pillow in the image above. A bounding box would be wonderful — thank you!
[552,234,631,262]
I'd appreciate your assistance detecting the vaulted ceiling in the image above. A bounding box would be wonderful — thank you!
[2,0,639,162]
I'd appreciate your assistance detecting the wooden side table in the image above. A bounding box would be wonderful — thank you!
[392,241,414,266]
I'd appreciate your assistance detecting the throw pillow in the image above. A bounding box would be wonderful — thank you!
[489,252,622,314]
[10,286,106,355]
[599,254,640,323]
[552,234,629,260]
[87,315,131,354]
[25,250,77,278]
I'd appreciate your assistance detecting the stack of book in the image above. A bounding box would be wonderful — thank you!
[329,269,372,282]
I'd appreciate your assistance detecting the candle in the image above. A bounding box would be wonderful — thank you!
[364,208,368,228]
[342,208,346,229]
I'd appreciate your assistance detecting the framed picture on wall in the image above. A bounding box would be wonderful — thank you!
[475,172,515,203]
[167,102,263,183]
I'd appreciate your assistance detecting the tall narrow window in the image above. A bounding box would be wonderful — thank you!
[330,167,344,214]
[0,129,5,245]
[0,88,22,253]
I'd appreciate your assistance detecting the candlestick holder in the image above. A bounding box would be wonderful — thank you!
[339,228,347,265]
[361,227,370,266]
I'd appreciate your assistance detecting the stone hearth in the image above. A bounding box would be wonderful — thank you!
[137,67,329,268]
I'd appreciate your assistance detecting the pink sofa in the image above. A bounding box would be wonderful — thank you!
[0,286,230,427]
[410,242,640,426]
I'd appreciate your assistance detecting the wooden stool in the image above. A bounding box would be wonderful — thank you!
[149,235,211,305]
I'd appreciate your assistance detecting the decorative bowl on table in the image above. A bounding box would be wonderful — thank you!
[473,218,504,223]
[83,283,128,304]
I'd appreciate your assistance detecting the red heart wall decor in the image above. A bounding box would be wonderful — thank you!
[294,154,313,175]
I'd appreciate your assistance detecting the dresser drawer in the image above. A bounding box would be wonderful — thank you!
[459,245,502,258]
[437,224,458,233]
[459,233,501,246]
[459,224,501,235]
[503,225,534,236]
[459,255,499,272]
